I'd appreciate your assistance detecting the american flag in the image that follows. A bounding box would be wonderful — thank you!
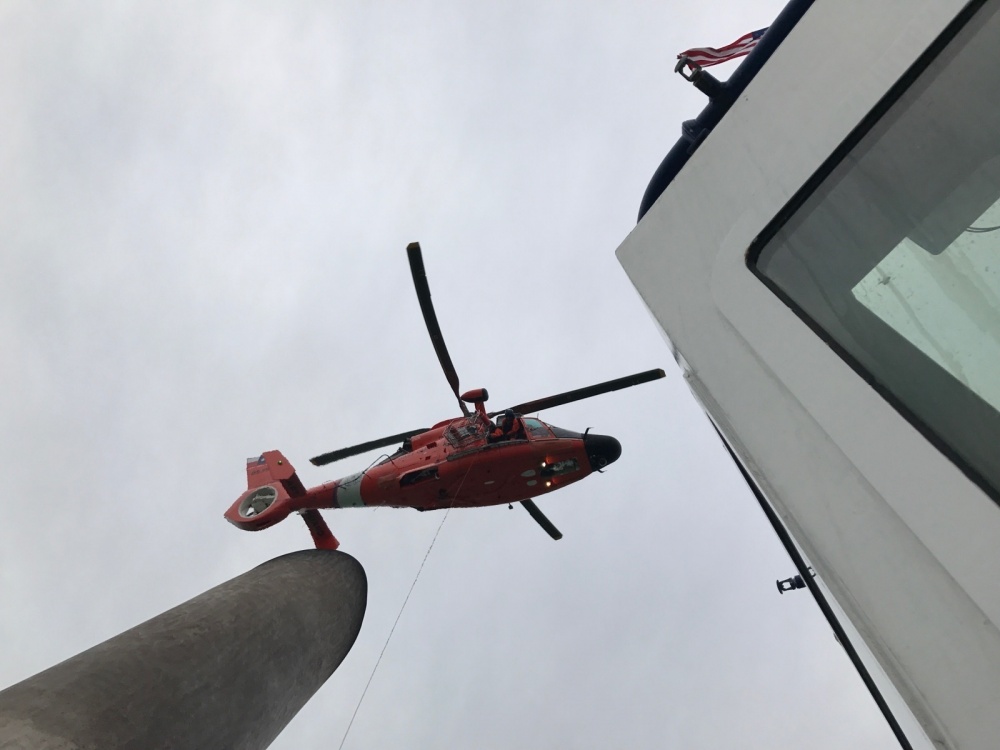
[677,28,768,68]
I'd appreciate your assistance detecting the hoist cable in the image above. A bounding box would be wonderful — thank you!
[337,459,476,749]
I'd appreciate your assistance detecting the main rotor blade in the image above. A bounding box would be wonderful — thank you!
[407,242,469,416]
[520,499,563,540]
[309,428,427,467]
[491,368,666,417]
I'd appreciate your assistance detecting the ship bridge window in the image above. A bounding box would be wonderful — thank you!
[750,2,1000,501]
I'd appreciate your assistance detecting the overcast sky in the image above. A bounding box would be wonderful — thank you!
[0,2,921,748]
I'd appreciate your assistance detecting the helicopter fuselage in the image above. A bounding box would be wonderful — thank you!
[223,242,659,546]
[224,414,621,533]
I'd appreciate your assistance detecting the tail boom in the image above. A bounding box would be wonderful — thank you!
[225,451,344,549]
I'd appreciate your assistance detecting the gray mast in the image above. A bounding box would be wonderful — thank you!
[0,549,366,750]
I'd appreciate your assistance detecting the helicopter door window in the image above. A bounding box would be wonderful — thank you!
[400,467,439,487]
[522,418,554,440]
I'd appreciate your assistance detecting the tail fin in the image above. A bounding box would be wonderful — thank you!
[229,451,340,550]
[226,450,304,532]
[246,450,306,496]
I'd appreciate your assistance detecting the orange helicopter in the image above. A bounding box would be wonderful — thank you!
[224,243,664,548]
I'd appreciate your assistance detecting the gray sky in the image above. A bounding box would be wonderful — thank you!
[0,2,905,748]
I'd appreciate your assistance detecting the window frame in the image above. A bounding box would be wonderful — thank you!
[521,417,555,441]
[745,0,999,505]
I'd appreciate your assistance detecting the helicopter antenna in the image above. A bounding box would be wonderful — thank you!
[407,242,470,416]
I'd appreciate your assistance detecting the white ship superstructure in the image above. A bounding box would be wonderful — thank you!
[618,2,1000,748]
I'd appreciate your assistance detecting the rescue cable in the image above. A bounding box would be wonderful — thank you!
[337,461,476,749]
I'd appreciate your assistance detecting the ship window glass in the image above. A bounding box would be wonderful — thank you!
[751,2,1000,499]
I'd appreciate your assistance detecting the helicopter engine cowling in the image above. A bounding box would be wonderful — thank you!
[460,388,489,404]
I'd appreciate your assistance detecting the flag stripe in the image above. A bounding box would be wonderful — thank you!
[678,28,768,68]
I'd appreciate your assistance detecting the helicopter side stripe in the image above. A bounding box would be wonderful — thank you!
[336,472,366,508]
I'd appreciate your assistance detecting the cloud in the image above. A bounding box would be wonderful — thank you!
[0,2,909,749]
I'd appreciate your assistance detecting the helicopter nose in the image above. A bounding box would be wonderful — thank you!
[584,433,622,471]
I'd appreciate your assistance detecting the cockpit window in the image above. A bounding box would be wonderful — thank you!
[522,418,554,440]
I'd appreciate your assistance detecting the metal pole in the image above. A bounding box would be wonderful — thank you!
[0,549,366,750]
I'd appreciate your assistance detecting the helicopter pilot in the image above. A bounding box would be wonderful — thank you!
[490,409,524,442]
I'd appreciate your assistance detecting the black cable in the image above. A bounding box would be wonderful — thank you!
[711,424,914,750]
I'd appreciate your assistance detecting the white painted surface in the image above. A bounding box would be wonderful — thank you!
[336,472,366,508]
[618,2,1000,748]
